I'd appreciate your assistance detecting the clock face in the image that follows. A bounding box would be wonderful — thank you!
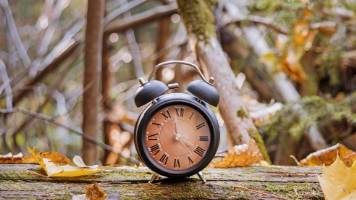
[144,104,211,171]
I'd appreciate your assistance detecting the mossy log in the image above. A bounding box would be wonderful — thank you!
[0,164,323,199]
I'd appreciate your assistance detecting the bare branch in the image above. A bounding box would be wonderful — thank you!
[0,0,31,67]
[224,16,288,35]
[104,0,147,25]
[12,41,80,106]
[0,107,139,164]
[0,59,13,111]
[124,6,144,78]
[105,4,177,34]
[36,0,70,56]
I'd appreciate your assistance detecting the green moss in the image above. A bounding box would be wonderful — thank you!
[263,182,323,199]
[237,107,250,118]
[177,0,217,41]
[262,93,356,152]
[248,128,271,163]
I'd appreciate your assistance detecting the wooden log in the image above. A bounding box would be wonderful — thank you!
[0,164,323,199]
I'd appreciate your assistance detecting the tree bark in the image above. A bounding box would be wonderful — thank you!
[177,0,270,162]
[0,164,323,199]
[101,37,112,161]
[83,0,105,164]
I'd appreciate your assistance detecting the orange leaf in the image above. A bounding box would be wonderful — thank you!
[211,140,264,168]
[85,184,107,200]
[299,143,356,167]
[0,153,36,164]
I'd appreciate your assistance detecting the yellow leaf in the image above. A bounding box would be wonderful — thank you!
[260,51,278,70]
[85,184,107,200]
[299,143,356,167]
[42,158,99,177]
[318,156,356,200]
[211,140,264,168]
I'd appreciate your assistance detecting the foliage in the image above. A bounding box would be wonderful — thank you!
[177,0,216,41]
[262,94,356,145]
[211,139,265,168]
[299,143,356,167]
[318,156,356,200]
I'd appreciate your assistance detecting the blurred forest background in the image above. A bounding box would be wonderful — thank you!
[0,0,355,165]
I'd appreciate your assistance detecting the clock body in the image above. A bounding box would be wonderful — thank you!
[134,93,220,178]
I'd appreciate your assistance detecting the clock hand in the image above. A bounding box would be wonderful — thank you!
[179,136,195,149]
[178,138,193,151]
[174,121,181,141]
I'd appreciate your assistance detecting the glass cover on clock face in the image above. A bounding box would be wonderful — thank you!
[145,104,211,171]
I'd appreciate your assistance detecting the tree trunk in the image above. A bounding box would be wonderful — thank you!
[177,0,270,162]
[101,36,113,162]
[83,0,105,164]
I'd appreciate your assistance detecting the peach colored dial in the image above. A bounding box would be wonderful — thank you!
[145,104,210,171]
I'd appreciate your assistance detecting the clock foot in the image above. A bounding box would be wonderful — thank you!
[149,173,161,183]
[197,172,206,184]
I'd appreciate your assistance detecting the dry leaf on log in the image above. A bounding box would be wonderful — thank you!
[318,156,356,200]
[211,140,265,168]
[42,156,99,177]
[0,152,36,164]
[28,148,99,177]
[85,183,107,200]
[299,143,356,167]
[28,147,72,166]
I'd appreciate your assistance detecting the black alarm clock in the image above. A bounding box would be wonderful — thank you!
[134,60,220,179]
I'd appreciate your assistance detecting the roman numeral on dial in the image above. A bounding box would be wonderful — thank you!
[189,113,194,120]
[196,122,206,130]
[159,153,169,165]
[194,146,205,157]
[199,136,209,141]
[161,110,171,119]
[149,144,160,155]
[175,107,184,117]
[152,122,161,126]
[148,133,158,141]
[188,156,194,164]
[174,158,180,168]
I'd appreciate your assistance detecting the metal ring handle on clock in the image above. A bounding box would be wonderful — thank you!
[148,60,214,84]
[134,60,220,107]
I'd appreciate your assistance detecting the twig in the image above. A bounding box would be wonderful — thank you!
[224,16,288,35]
[11,50,78,151]
[105,4,177,34]
[104,0,147,25]
[36,0,70,56]
[0,108,139,164]
[12,41,80,106]
[124,7,144,78]
[0,0,31,67]
[0,59,13,111]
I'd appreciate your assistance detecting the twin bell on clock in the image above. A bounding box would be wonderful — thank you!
[134,60,220,179]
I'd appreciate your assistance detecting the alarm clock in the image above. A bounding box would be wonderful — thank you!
[134,60,220,178]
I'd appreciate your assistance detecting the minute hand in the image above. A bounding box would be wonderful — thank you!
[179,135,195,149]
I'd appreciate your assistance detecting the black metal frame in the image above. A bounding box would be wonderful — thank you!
[134,93,220,178]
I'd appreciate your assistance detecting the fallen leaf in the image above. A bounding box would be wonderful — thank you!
[42,156,99,177]
[85,184,107,200]
[28,147,71,165]
[0,152,36,164]
[299,143,356,167]
[211,140,264,168]
[318,156,356,200]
